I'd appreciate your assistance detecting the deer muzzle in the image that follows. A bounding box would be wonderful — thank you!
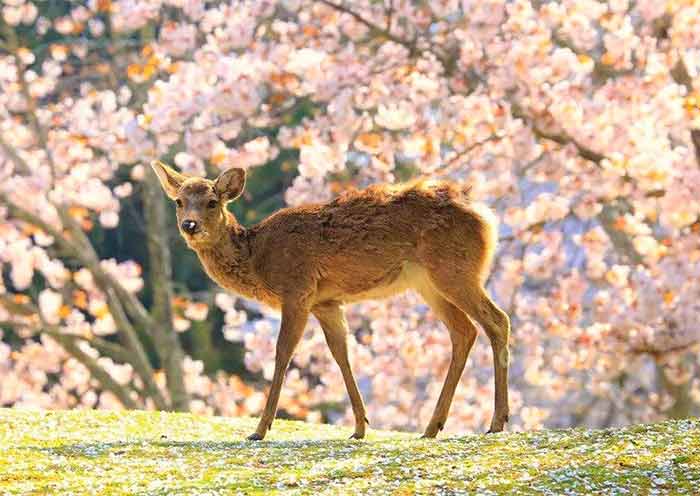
[181,219,199,235]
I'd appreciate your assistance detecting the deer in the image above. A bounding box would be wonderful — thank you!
[151,160,510,441]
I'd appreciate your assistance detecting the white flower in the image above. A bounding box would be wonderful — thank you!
[99,210,120,229]
[299,142,344,178]
[285,48,326,76]
[375,102,417,130]
[39,289,63,325]
[184,302,209,321]
[93,315,117,336]
[215,292,236,311]
[114,182,133,198]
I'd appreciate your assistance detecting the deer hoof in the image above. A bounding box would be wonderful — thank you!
[247,432,264,441]
[421,421,443,439]
[349,432,365,440]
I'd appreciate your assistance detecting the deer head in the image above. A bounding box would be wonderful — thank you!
[151,160,246,248]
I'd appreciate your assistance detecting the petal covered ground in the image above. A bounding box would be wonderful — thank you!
[0,409,698,495]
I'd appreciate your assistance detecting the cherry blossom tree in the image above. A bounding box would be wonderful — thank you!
[1,0,699,434]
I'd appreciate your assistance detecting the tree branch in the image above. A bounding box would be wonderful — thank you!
[57,332,133,365]
[0,134,32,175]
[318,0,457,71]
[510,101,606,164]
[550,31,636,84]
[509,101,645,264]
[0,193,169,409]
[48,329,140,410]
[0,303,139,410]
[597,202,643,265]
[1,17,57,185]
[100,284,170,410]
[0,191,153,335]
[317,0,410,47]
[441,131,505,174]
[669,58,700,170]
[0,19,178,411]
[52,207,169,409]
[385,0,395,32]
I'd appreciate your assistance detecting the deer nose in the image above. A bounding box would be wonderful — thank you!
[181,220,198,234]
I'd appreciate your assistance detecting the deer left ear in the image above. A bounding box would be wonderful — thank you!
[214,168,246,203]
[151,160,187,200]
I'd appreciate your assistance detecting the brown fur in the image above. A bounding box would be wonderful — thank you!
[151,161,510,440]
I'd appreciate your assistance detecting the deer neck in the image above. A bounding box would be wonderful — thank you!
[193,212,253,290]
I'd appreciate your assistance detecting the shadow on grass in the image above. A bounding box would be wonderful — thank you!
[24,437,402,459]
[22,425,642,461]
[21,428,570,460]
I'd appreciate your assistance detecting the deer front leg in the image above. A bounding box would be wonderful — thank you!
[247,301,309,441]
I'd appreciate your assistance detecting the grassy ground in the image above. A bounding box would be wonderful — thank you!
[0,408,698,495]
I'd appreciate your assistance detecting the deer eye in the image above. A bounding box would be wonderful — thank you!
[175,199,183,208]
[207,199,218,209]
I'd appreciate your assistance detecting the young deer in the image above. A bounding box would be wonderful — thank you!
[151,161,510,440]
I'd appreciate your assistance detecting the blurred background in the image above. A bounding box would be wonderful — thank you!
[0,0,699,434]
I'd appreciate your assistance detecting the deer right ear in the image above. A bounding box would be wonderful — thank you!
[151,160,186,200]
[214,168,246,203]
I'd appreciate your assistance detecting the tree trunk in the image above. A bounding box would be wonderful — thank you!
[142,167,190,412]
[656,362,694,419]
[190,319,221,373]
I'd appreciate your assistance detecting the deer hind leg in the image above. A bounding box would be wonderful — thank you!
[419,286,478,438]
[477,294,510,433]
[313,302,368,439]
[426,270,511,434]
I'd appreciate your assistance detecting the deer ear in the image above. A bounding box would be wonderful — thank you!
[214,168,246,203]
[151,160,187,200]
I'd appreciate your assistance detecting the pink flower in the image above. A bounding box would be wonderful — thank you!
[159,22,197,57]
[375,103,417,130]
[184,301,209,321]
[38,289,63,325]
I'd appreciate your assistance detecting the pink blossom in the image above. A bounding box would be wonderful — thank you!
[159,22,197,57]
[99,211,120,229]
[100,259,143,293]
[38,289,62,325]
[375,103,418,130]
[184,301,208,321]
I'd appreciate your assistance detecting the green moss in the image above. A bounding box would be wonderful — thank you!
[1,409,698,495]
